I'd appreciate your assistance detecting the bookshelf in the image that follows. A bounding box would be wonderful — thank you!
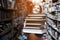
[0,0,20,40]
[46,0,60,40]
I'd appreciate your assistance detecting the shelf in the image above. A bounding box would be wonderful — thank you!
[48,30,56,40]
[54,10,60,12]
[47,13,60,21]
[47,13,56,20]
[0,18,12,22]
[0,26,12,37]
[0,8,17,11]
[53,2,60,5]
[47,22,60,33]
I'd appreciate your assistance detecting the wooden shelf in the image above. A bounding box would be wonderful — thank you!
[0,8,17,11]
[0,18,12,22]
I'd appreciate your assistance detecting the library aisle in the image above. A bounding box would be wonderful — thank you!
[0,0,60,40]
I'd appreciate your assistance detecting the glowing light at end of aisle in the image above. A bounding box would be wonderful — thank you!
[32,0,43,4]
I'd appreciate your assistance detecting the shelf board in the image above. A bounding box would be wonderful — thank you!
[48,30,56,40]
[47,13,60,21]
[47,13,56,20]
[0,8,17,11]
[0,18,12,22]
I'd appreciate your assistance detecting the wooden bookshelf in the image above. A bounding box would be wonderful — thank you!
[0,0,18,39]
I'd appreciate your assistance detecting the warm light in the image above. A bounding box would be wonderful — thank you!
[32,0,39,3]
[31,0,43,4]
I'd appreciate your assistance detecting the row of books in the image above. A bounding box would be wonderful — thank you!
[0,29,17,40]
[47,18,60,40]
[0,0,15,9]
[0,22,12,33]
[0,11,12,21]
[47,24,58,40]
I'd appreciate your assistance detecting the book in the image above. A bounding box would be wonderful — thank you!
[0,0,2,8]
[7,0,15,9]
[1,0,8,8]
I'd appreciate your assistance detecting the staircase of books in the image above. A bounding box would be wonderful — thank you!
[22,13,46,34]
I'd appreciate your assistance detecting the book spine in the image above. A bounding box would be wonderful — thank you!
[0,0,2,8]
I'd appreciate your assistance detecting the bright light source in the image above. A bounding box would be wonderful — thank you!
[32,0,39,3]
[31,0,43,4]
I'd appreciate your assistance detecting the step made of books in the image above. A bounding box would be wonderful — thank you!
[24,14,46,29]
[28,14,46,17]
[26,23,41,25]
[25,19,46,21]
[26,17,43,19]
[26,17,46,19]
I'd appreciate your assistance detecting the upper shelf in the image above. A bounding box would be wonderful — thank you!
[47,13,56,20]
[47,13,60,21]
[0,18,12,22]
[47,22,60,33]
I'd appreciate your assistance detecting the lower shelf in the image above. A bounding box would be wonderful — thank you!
[48,30,56,40]
[0,27,12,37]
